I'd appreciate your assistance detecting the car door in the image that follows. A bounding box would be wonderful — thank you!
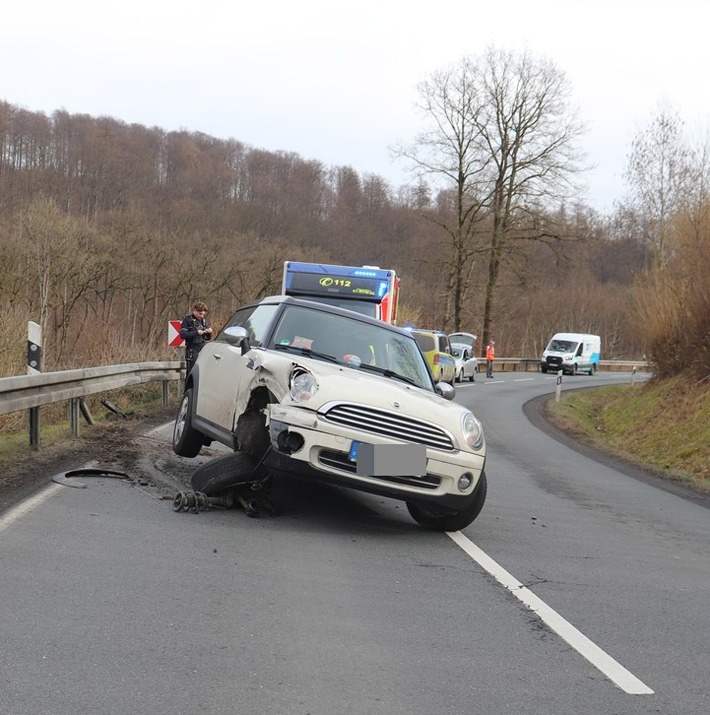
[196,303,281,431]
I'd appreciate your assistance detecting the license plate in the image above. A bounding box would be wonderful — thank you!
[352,442,427,477]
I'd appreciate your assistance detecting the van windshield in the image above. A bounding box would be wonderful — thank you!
[549,340,577,352]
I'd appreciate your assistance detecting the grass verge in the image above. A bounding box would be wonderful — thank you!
[545,375,710,493]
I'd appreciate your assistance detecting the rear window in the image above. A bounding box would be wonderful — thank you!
[413,333,436,352]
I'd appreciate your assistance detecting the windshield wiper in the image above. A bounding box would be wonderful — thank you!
[356,362,420,387]
[273,343,339,363]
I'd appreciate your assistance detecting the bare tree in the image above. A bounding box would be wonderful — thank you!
[398,48,586,343]
[395,58,489,331]
[623,102,690,270]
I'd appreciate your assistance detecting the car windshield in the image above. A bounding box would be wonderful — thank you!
[270,305,433,389]
[549,340,577,352]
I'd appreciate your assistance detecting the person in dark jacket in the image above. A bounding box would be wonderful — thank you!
[180,301,212,375]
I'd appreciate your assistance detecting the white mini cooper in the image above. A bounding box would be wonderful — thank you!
[173,296,487,530]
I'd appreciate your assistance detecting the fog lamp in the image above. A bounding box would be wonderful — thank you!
[457,473,473,492]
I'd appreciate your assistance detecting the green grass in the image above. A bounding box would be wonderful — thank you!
[546,375,710,492]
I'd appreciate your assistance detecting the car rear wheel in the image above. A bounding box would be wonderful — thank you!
[190,452,263,495]
[456,369,463,383]
[173,389,205,457]
[406,471,487,531]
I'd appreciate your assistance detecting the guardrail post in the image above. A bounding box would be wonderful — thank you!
[162,381,170,407]
[69,398,81,437]
[28,407,40,448]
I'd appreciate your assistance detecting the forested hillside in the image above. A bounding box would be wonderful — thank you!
[0,99,665,376]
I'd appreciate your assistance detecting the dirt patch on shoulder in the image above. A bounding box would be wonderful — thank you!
[0,406,207,514]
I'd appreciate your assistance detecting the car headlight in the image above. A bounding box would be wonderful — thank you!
[290,369,318,402]
[461,411,484,450]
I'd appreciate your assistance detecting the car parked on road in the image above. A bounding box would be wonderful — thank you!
[452,343,478,382]
[408,329,456,385]
[172,296,487,531]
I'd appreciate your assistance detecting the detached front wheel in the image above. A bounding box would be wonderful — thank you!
[191,452,263,495]
[406,471,487,531]
[173,388,205,457]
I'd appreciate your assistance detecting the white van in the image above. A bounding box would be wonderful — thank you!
[540,333,601,375]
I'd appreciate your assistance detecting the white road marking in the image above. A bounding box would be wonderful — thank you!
[446,530,654,695]
[513,378,536,382]
[0,483,62,533]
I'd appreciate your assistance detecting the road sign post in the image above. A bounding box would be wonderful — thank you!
[27,321,43,448]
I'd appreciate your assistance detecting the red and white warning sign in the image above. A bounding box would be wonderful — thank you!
[168,320,184,347]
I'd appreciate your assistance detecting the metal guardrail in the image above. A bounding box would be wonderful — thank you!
[0,361,183,414]
[0,358,646,415]
[0,361,183,447]
[492,358,648,373]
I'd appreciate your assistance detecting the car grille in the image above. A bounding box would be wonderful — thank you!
[546,356,562,366]
[321,402,455,451]
[318,449,442,489]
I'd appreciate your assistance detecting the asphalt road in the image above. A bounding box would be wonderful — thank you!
[1,371,708,715]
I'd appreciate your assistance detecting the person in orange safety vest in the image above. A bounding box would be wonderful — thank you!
[485,340,495,378]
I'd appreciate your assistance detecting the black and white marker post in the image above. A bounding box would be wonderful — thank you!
[27,321,43,448]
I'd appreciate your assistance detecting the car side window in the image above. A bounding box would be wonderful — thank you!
[219,304,280,347]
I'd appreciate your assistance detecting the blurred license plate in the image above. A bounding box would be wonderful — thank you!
[350,442,427,477]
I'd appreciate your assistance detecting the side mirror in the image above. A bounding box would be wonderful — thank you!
[435,382,455,401]
[223,326,250,353]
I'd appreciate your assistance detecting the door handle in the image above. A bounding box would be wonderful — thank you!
[213,353,222,360]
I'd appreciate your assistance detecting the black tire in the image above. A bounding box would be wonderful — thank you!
[540,365,548,374]
[173,389,205,458]
[469,371,475,382]
[589,363,597,375]
[456,369,463,384]
[406,471,487,531]
[190,452,262,495]
[236,409,271,458]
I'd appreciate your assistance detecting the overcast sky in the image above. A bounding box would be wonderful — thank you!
[3,0,709,213]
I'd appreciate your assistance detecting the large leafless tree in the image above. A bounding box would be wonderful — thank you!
[400,47,586,346]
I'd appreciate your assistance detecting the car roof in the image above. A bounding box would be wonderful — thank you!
[410,328,447,337]
[242,295,414,337]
